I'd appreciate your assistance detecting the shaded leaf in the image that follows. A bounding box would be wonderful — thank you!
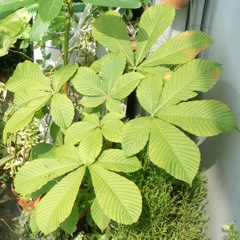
[60,204,79,235]
[137,74,163,115]
[110,72,143,99]
[122,117,151,157]
[91,199,110,232]
[96,149,141,173]
[65,121,98,145]
[52,64,78,92]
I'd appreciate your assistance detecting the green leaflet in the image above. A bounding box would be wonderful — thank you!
[89,164,142,224]
[72,67,106,96]
[122,117,151,157]
[157,100,238,136]
[92,11,134,66]
[52,64,78,92]
[64,121,98,145]
[52,145,82,163]
[14,158,82,196]
[149,118,200,184]
[0,0,36,14]
[136,74,163,115]
[30,15,50,42]
[3,96,51,143]
[60,204,79,235]
[109,72,143,99]
[101,52,126,93]
[50,93,74,131]
[140,31,213,67]
[96,149,141,173]
[101,118,124,143]
[14,89,52,106]
[154,59,222,111]
[36,166,86,235]
[6,61,52,92]
[105,97,123,114]
[39,0,63,22]
[91,199,110,232]
[78,128,102,165]
[83,0,141,8]
[0,9,33,56]
[29,209,39,234]
[135,4,175,66]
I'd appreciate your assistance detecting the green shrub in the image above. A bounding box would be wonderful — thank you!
[114,163,210,240]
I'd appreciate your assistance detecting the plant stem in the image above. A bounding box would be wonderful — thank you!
[63,0,72,66]
[63,0,73,94]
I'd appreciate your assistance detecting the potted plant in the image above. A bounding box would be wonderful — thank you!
[0,0,238,237]
[161,0,190,9]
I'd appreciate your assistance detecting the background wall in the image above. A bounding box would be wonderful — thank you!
[199,0,240,238]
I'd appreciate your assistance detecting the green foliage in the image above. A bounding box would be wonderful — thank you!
[114,164,210,240]
[222,222,239,240]
[1,1,238,237]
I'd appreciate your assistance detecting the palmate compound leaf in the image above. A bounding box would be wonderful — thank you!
[149,118,200,184]
[14,158,82,196]
[89,164,142,224]
[50,93,74,131]
[122,117,151,157]
[3,96,51,143]
[6,61,52,92]
[91,199,110,232]
[157,100,238,136]
[140,31,213,67]
[36,166,86,235]
[135,4,175,66]
[92,10,134,66]
[96,149,141,173]
[156,59,222,111]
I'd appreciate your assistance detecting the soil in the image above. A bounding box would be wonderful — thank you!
[0,181,21,240]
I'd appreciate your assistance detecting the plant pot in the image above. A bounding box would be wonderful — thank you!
[162,0,190,9]
[11,184,40,213]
